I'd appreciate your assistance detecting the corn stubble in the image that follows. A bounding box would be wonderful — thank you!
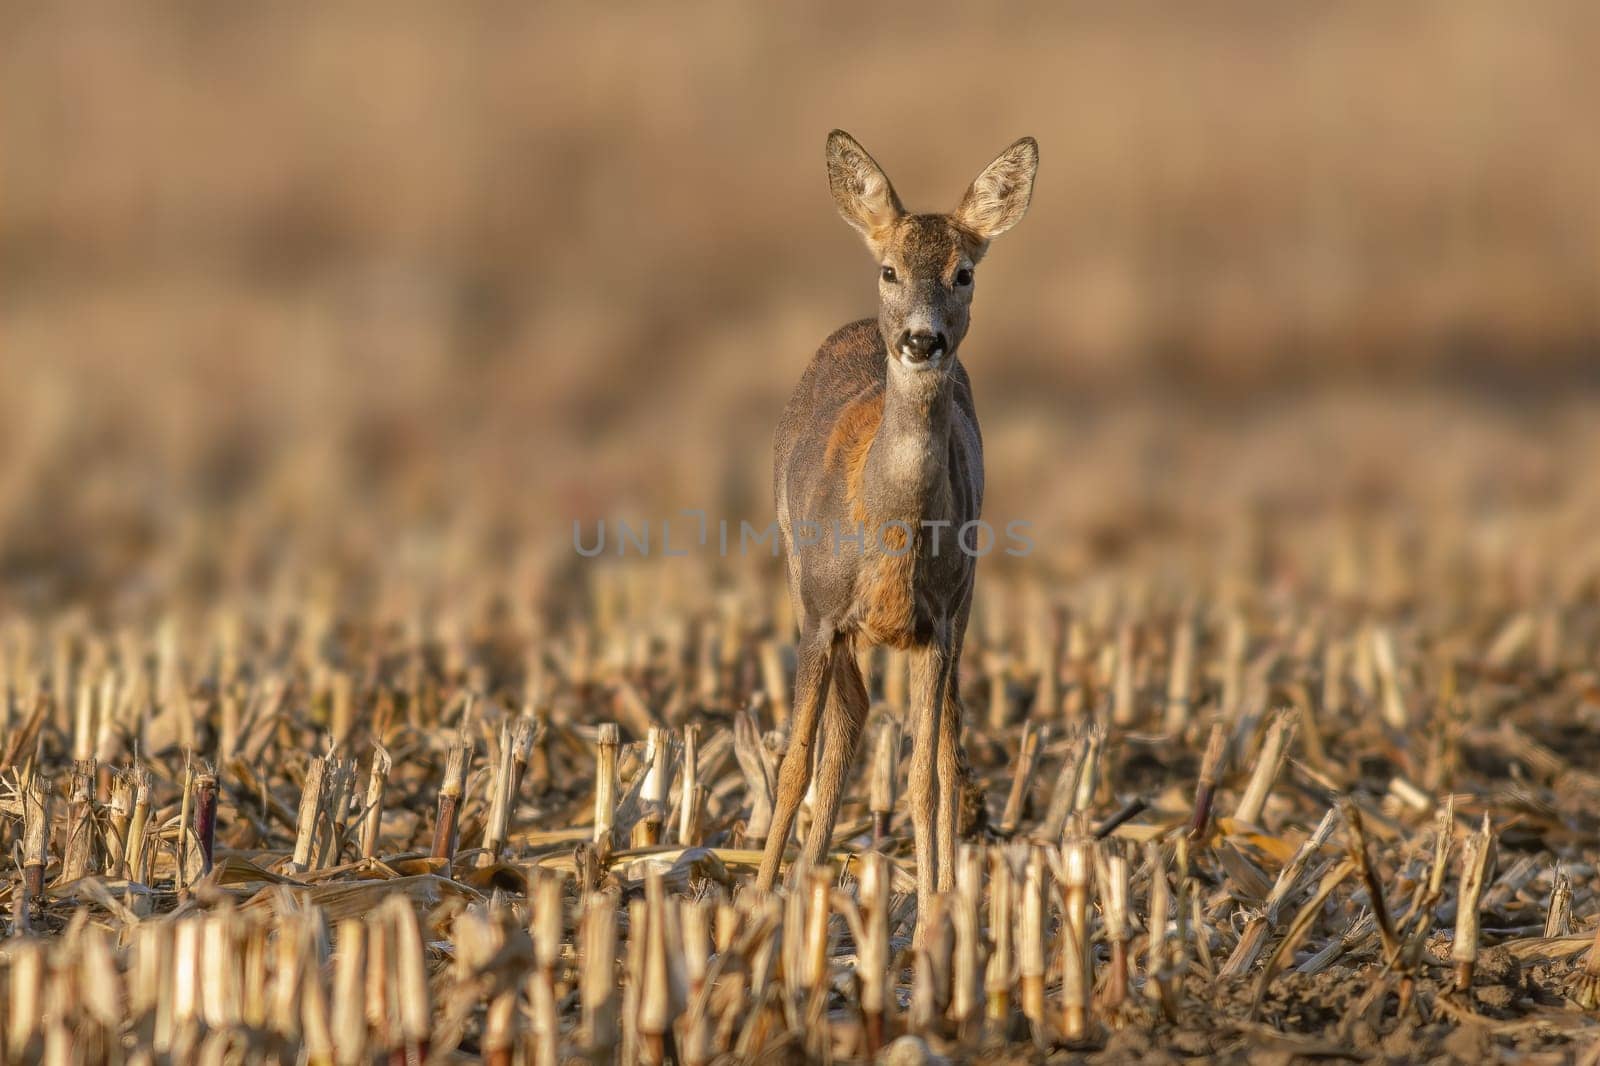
[2,528,1600,1061]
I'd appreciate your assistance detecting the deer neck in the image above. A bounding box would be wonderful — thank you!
[864,359,956,524]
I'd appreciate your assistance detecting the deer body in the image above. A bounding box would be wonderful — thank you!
[757,132,1038,923]
[778,318,982,648]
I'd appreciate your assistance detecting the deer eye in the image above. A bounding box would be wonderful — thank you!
[955,268,973,286]
[880,265,898,283]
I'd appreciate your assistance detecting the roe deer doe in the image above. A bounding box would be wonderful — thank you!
[756,130,1039,922]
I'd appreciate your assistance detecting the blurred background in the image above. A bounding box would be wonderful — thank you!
[3,2,1597,615]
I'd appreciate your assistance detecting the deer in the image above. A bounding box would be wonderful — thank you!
[756,130,1039,927]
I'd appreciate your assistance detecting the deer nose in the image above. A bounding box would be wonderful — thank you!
[898,330,947,363]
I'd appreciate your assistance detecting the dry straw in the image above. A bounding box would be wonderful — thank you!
[1,534,1598,1060]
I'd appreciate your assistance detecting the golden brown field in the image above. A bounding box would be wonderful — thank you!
[2,4,1600,1063]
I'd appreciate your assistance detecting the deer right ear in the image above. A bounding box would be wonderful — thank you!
[826,130,904,249]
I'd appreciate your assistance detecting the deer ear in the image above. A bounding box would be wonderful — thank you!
[954,137,1038,241]
[826,130,904,248]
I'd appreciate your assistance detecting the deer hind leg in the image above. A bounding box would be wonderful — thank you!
[908,633,950,940]
[799,636,870,869]
[935,662,966,892]
[936,583,976,891]
[756,623,835,891]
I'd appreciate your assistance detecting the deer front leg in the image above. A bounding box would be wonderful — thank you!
[799,639,870,869]
[756,624,835,891]
[908,631,951,941]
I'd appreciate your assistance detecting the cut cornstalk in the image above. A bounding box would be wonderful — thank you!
[430,738,470,862]
[636,725,670,847]
[679,899,714,1066]
[869,717,901,845]
[193,767,218,876]
[1341,798,1400,966]
[1188,723,1228,841]
[1072,725,1104,813]
[1233,709,1297,827]
[1545,864,1573,938]
[389,896,433,1063]
[1019,847,1048,1039]
[950,845,985,1042]
[678,723,700,844]
[802,866,832,997]
[1221,806,1337,977]
[1163,616,1195,735]
[582,888,620,1062]
[1145,841,1176,1019]
[62,758,98,883]
[986,845,1018,1035]
[1039,734,1087,842]
[359,744,392,860]
[530,871,563,1066]
[288,755,329,874]
[1452,814,1496,993]
[999,721,1044,836]
[1099,847,1130,1016]
[332,919,366,1066]
[480,722,517,864]
[1111,621,1137,727]
[126,763,153,886]
[107,770,134,878]
[22,774,50,900]
[1250,857,1358,1015]
[760,639,790,728]
[594,722,620,859]
[910,892,950,1037]
[1059,839,1093,1043]
[1567,919,1600,1010]
[1371,626,1410,731]
[176,756,196,893]
[853,849,893,1053]
[637,868,680,1066]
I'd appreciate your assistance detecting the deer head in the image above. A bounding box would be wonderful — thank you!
[825,129,1039,372]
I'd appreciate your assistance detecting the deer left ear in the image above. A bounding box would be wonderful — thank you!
[953,137,1038,241]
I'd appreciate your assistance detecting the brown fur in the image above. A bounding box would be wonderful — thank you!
[884,214,988,278]
[823,386,923,647]
[824,391,883,518]
[859,534,919,648]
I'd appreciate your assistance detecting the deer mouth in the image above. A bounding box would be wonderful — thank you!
[897,343,947,369]
[899,353,945,373]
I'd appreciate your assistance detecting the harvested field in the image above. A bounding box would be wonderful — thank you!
[4,393,1600,1063]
